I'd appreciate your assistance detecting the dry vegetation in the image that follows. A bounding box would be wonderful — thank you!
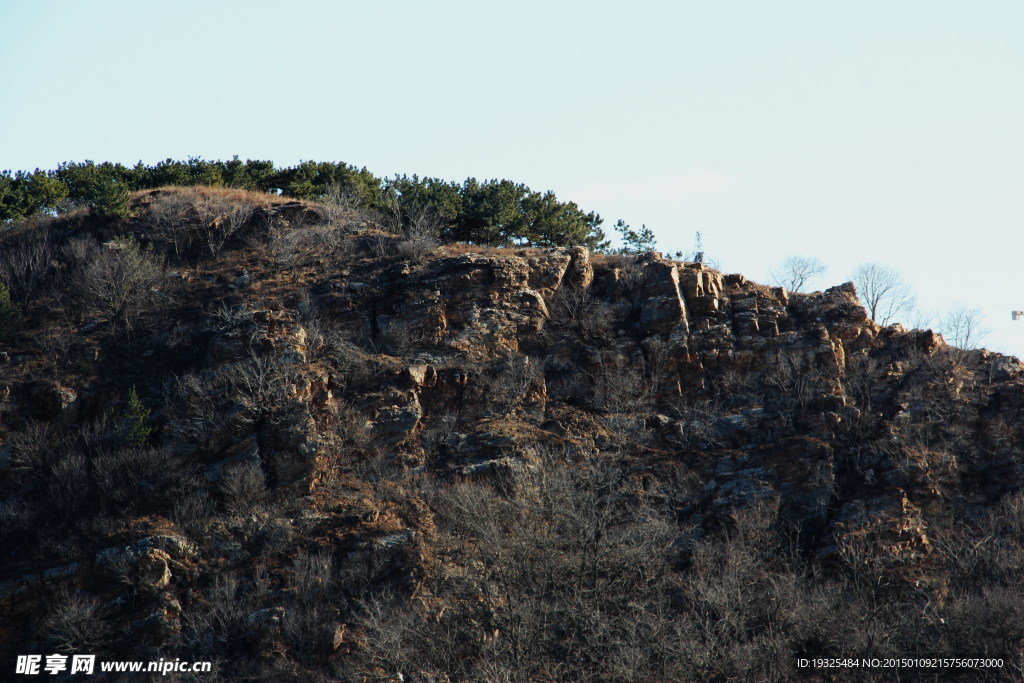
[1,186,1023,681]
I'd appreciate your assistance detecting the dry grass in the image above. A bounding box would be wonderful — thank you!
[131,185,366,223]
[432,243,570,259]
[130,185,282,211]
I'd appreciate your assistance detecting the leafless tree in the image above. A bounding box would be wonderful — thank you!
[548,283,615,338]
[319,183,367,227]
[414,450,679,679]
[851,262,916,325]
[487,353,543,417]
[938,305,988,350]
[590,357,653,414]
[148,190,257,258]
[380,190,404,235]
[220,460,269,516]
[148,190,197,259]
[196,197,255,257]
[770,255,827,293]
[0,226,53,311]
[76,238,164,337]
[43,590,110,653]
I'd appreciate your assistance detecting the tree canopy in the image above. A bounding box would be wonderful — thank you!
[1,158,610,249]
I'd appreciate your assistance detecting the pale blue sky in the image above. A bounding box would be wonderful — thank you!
[2,0,1022,357]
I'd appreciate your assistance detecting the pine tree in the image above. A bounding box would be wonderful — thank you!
[612,219,657,253]
[121,385,153,447]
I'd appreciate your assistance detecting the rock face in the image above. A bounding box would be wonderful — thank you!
[324,248,1023,573]
[2,204,1023,678]
[368,248,593,358]
[638,258,689,339]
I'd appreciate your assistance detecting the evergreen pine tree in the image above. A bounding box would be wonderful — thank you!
[121,385,153,447]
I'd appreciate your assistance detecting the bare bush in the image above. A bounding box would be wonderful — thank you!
[0,224,54,310]
[43,590,110,653]
[61,235,100,270]
[220,460,269,516]
[352,591,419,678]
[208,301,252,333]
[289,550,335,606]
[45,449,91,518]
[843,349,883,411]
[549,284,615,338]
[309,225,356,261]
[761,351,830,418]
[668,398,723,448]
[674,503,844,681]
[92,447,172,512]
[357,448,683,679]
[199,199,254,257]
[319,184,366,226]
[487,353,544,417]
[365,231,395,259]
[396,234,437,264]
[165,338,304,464]
[182,575,250,655]
[0,493,39,547]
[147,189,199,258]
[936,587,1024,662]
[895,347,977,451]
[937,494,1024,594]
[268,225,353,276]
[35,324,76,363]
[400,203,444,243]
[171,486,215,535]
[223,348,303,426]
[603,253,647,292]
[164,373,223,450]
[294,290,329,362]
[590,357,652,413]
[148,189,259,258]
[6,422,67,475]
[75,238,164,337]
[374,319,419,357]
[269,229,313,278]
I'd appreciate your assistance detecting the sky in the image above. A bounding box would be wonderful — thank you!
[2,0,1022,358]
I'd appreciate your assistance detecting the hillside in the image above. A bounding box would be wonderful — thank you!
[2,186,1023,681]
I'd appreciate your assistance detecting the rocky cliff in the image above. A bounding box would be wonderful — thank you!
[1,188,1022,680]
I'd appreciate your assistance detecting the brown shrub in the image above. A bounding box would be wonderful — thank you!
[74,237,165,337]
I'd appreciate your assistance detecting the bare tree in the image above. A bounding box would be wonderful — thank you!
[413,447,679,679]
[770,255,826,293]
[196,196,255,257]
[850,262,915,325]
[76,238,164,337]
[319,183,366,227]
[43,590,110,653]
[148,190,197,259]
[488,353,543,417]
[0,227,53,311]
[938,306,988,350]
[148,190,257,258]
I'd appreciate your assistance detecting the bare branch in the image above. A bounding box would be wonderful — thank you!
[850,262,915,325]
[770,255,826,293]
[938,306,988,350]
